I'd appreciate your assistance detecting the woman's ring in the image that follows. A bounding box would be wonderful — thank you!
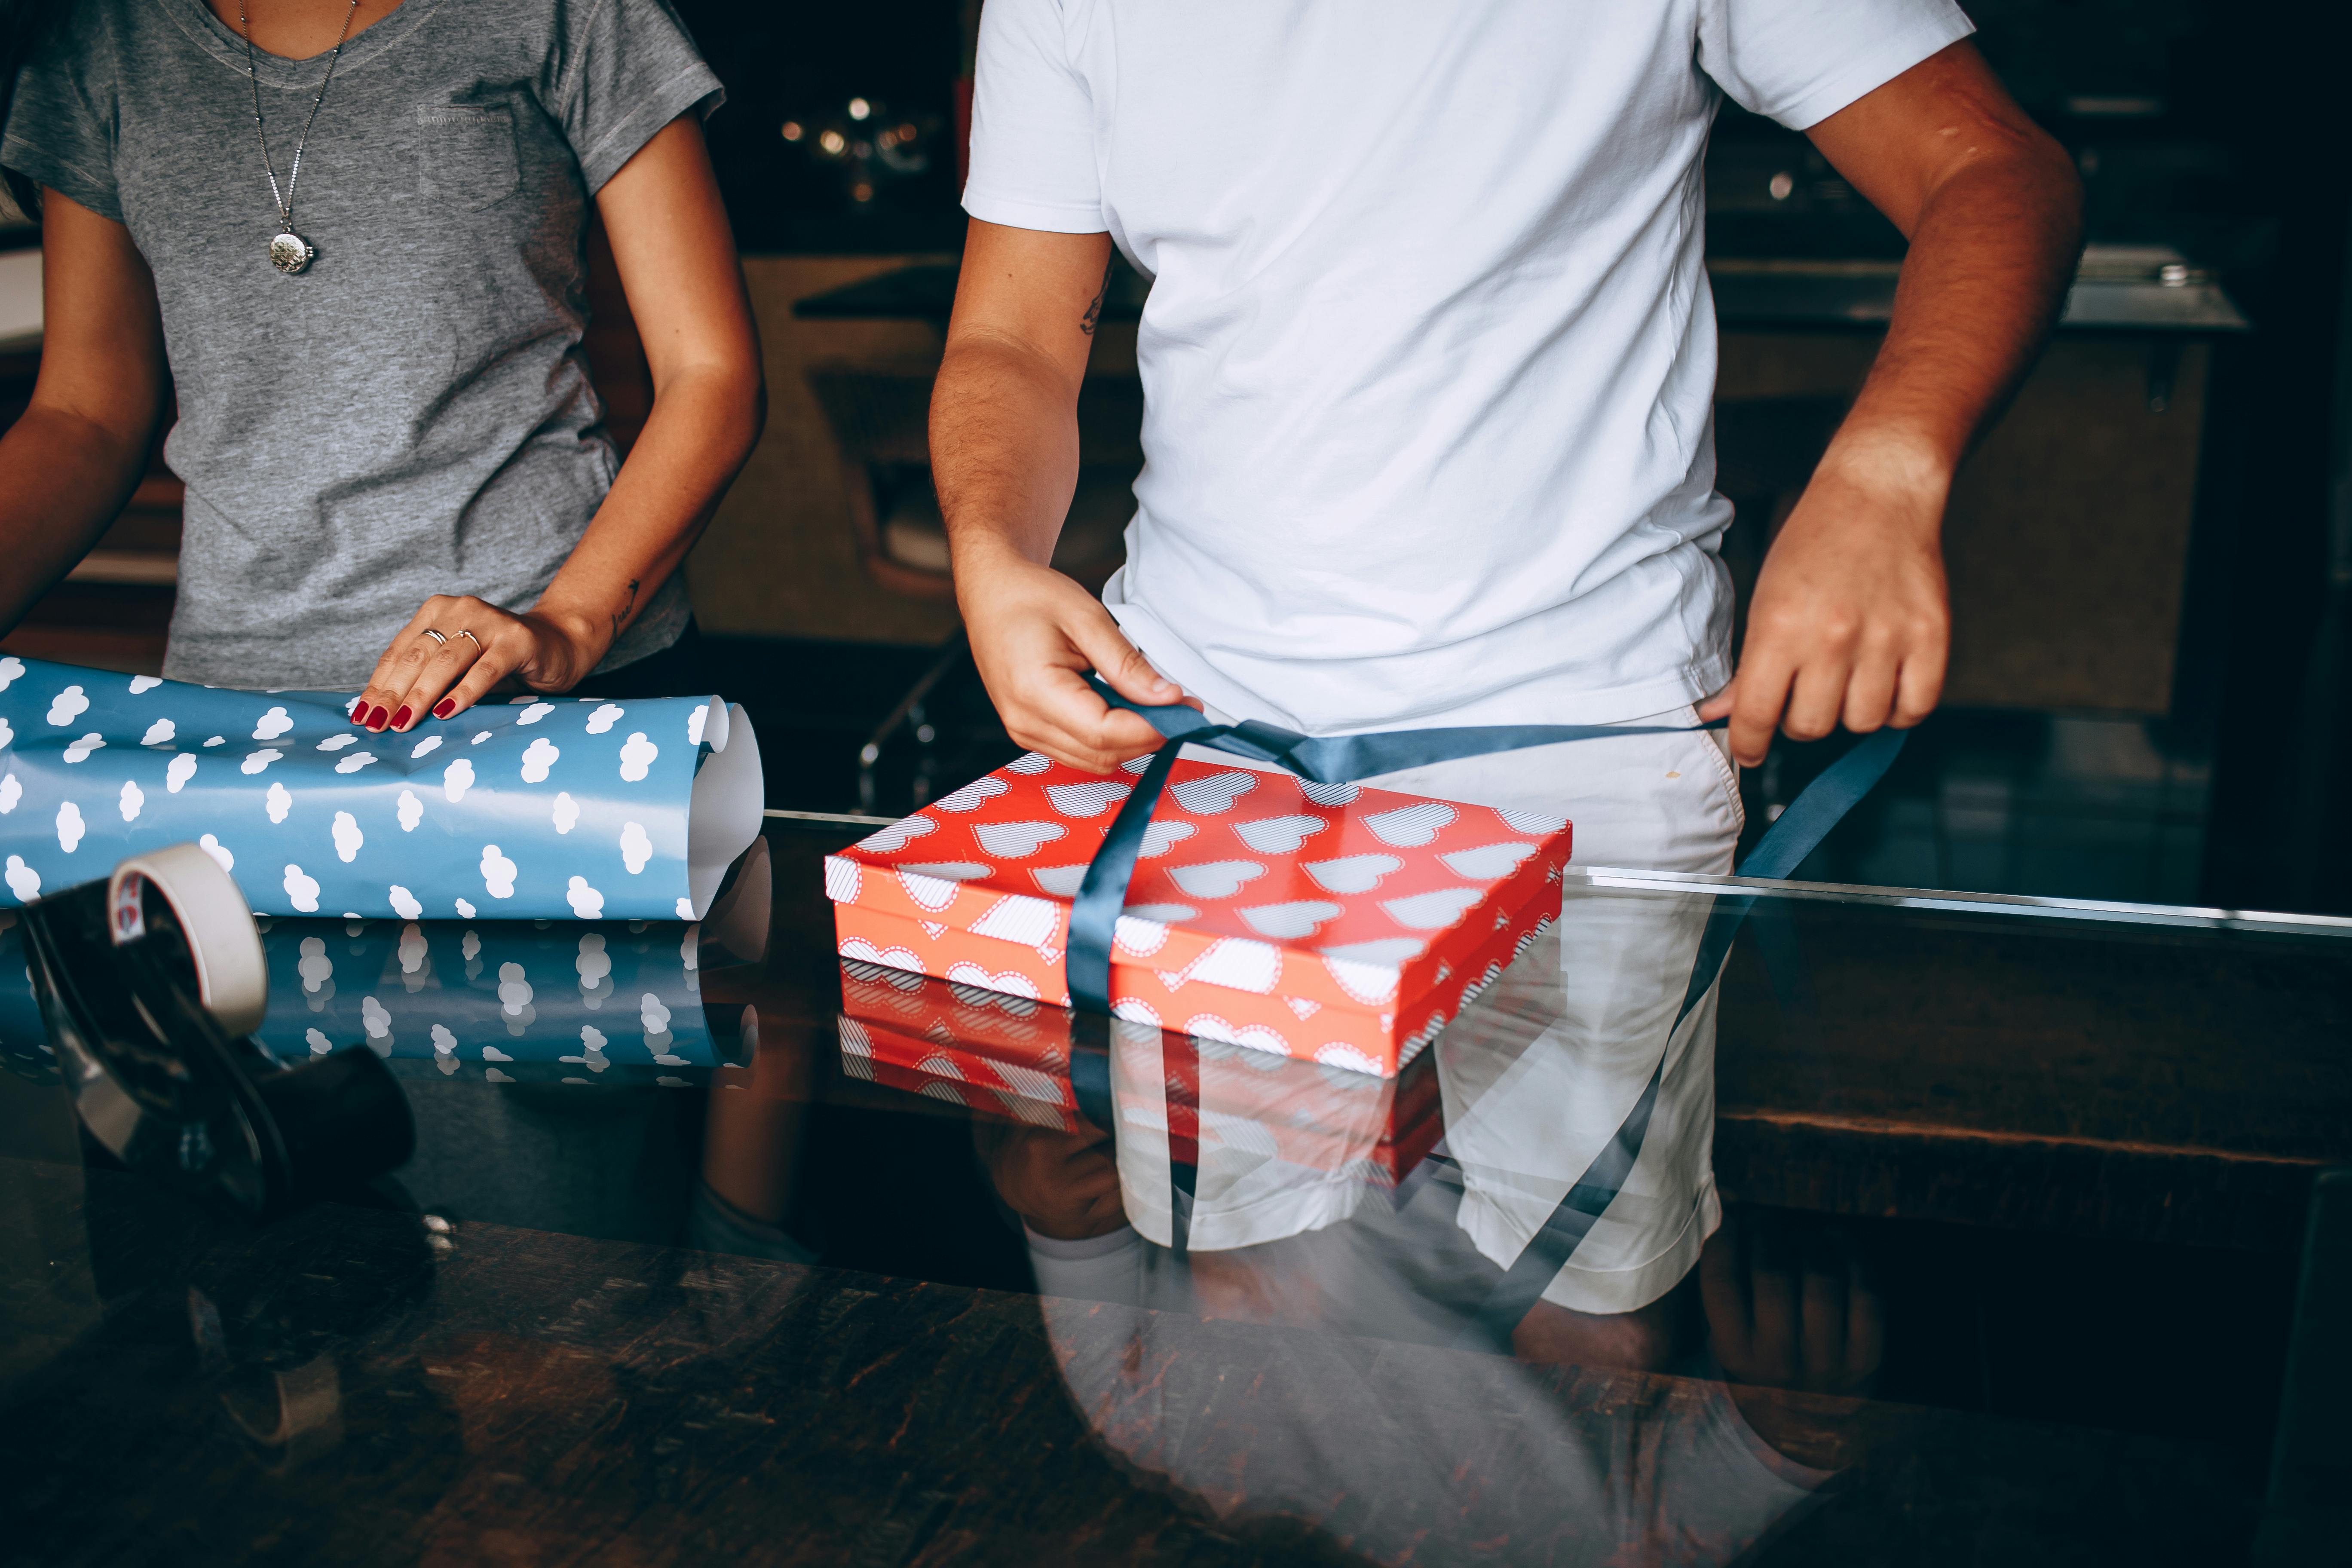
[421,629,449,646]
[455,630,484,652]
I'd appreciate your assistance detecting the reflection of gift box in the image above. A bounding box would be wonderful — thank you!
[835,958,1442,1187]
[825,753,1570,1077]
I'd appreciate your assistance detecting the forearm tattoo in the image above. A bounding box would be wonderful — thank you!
[1081,261,1110,336]
[611,578,640,638]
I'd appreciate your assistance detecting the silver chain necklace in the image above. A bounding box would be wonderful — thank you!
[235,0,363,274]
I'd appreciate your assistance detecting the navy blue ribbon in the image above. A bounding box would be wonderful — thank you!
[1068,675,1903,1016]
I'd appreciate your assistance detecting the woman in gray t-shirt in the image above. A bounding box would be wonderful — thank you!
[0,0,761,733]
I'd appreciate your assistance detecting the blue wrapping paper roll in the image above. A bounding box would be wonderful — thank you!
[253,914,716,1079]
[0,655,763,921]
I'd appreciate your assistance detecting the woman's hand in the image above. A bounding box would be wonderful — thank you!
[348,596,608,732]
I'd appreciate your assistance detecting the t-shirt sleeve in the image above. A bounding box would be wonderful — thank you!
[546,0,726,195]
[0,13,124,220]
[963,0,1105,234]
[1696,0,1976,132]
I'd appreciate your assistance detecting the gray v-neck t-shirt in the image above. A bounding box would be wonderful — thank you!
[2,0,719,689]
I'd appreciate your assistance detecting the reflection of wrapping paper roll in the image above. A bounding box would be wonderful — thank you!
[253,915,715,1079]
[0,908,54,1081]
[0,655,762,920]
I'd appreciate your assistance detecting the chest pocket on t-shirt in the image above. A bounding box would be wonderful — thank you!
[415,103,520,212]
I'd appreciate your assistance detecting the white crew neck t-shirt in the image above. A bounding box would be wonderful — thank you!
[965,0,1972,735]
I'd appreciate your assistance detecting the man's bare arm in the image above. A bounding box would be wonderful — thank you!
[932,219,1178,772]
[0,193,169,636]
[1701,42,2083,766]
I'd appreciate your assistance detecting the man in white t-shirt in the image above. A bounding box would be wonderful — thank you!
[932,0,2079,864]
[932,0,2078,1349]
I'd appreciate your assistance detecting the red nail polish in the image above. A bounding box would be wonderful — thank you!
[366,705,388,730]
[432,698,456,719]
[390,706,412,730]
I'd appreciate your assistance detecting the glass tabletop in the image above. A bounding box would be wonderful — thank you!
[2,821,2345,1565]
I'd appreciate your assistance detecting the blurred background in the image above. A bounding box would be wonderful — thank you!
[4,0,2348,913]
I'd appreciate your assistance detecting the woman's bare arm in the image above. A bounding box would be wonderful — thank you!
[357,113,765,730]
[0,192,169,636]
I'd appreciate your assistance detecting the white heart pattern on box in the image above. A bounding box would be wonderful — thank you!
[1006,752,1053,774]
[1439,841,1540,879]
[1494,805,1569,833]
[1237,899,1343,939]
[1167,858,1265,899]
[967,892,1061,947]
[1112,914,1173,956]
[1313,1041,1385,1076]
[900,861,993,882]
[895,870,967,912]
[1028,864,1089,897]
[1362,801,1456,846]
[1298,780,1359,806]
[1045,780,1131,818]
[1167,937,1282,994]
[1121,902,1196,922]
[824,857,862,903]
[974,820,1066,858]
[932,776,1009,813]
[1382,886,1487,930]
[1233,814,1326,854]
[1302,852,1403,894]
[1167,772,1256,815]
[858,816,936,854]
[1138,820,1194,858]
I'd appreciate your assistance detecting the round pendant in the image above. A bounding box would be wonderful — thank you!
[268,230,315,275]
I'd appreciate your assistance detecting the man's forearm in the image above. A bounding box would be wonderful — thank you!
[0,406,154,634]
[1824,134,2084,491]
[932,332,1085,573]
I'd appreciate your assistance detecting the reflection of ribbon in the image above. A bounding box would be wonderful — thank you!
[1072,679,1905,1284]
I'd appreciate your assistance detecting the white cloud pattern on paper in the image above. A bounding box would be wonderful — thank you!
[410,735,442,759]
[443,758,475,802]
[283,864,321,913]
[566,876,604,918]
[516,702,554,725]
[317,734,357,752]
[520,737,559,782]
[389,884,423,919]
[4,856,38,900]
[335,752,377,774]
[198,834,233,872]
[266,781,292,823]
[480,844,518,898]
[118,780,144,821]
[141,719,175,747]
[164,754,196,793]
[585,703,623,734]
[55,801,83,852]
[62,733,104,763]
[127,675,161,694]
[396,789,423,831]
[251,707,293,740]
[0,773,19,814]
[551,792,579,834]
[0,657,26,690]
[332,810,364,862]
[619,820,652,873]
[241,748,282,775]
[617,732,658,781]
[46,686,88,726]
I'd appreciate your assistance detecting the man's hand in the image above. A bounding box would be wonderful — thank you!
[935,220,1190,774]
[1700,433,1950,766]
[959,540,1185,772]
[1701,43,2081,768]
[972,1120,1129,1241]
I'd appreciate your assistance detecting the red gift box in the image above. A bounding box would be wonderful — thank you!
[825,751,1570,1076]
[834,958,1445,1185]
